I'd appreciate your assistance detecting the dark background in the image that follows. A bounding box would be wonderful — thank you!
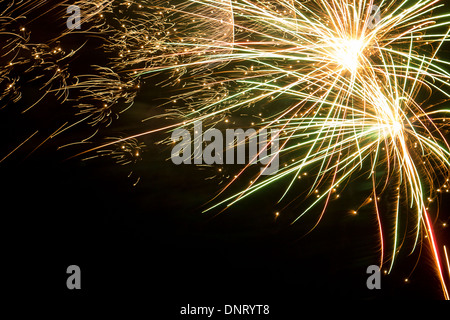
[2,132,448,306]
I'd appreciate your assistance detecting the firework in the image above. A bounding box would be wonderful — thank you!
[1,0,450,299]
[128,0,450,298]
